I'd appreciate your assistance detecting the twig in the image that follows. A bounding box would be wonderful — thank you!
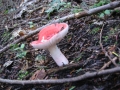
[13,0,38,19]
[99,24,118,66]
[0,1,120,54]
[46,62,83,74]
[99,57,117,70]
[0,17,43,31]
[0,67,120,85]
[28,6,44,13]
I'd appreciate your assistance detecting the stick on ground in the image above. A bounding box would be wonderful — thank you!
[0,67,120,85]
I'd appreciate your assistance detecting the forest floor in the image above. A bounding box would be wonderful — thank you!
[0,0,120,90]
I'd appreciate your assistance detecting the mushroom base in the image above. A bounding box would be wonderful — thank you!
[48,45,69,66]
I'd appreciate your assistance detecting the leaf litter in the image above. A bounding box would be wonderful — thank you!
[0,0,120,90]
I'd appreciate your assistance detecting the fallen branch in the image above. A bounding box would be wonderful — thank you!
[0,67,120,85]
[0,1,120,54]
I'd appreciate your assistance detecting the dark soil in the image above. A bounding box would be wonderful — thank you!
[0,0,120,90]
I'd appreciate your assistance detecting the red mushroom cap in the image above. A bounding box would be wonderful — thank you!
[30,23,69,49]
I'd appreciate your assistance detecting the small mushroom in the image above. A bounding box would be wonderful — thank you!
[30,23,69,66]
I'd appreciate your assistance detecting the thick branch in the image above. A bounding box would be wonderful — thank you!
[0,67,120,85]
[0,1,120,54]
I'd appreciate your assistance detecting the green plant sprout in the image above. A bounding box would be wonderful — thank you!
[71,5,83,14]
[59,2,71,11]
[15,44,27,58]
[45,0,66,16]
[99,9,111,18]
[93,0,110,8]
[92,0,111,18]
[90,27,100,34]
[35,54,46,61]
[11,44,27,58]
[17,70,29,80]
[109,27,118,36]
[4,9,9,14]
[28,21,34,28]
[114,9,120,14]
[63,2,71,8]
[103,35,109,42]
[74,53,82,62]
[2,31,11,44]
[103,27,118,42]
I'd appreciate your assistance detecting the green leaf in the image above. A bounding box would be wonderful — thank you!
[4,10,8,14]
[69,86,75,90]
[99,13,104,18]
[18,71,28,80]
[35,55,45,61]
[64,2,71,8]
[45,7,54,13]
[20,44,25,49]
[10,44,19,50]
[22,51,27,56]
[30,24,34,28]
[104,10,111,15]
[114,9,120,13]
[45,0,66,15]
[76,68,82,73]
[14,47,21,51]
[28,22,33,25]
[72,8,83,13]
[16,51,27,58]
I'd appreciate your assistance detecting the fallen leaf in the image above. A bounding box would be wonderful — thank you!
[108,45,116,56]
[30,69,46,80]
[12,28,26,38]
[3,61,13,68]
[19,31,26,36]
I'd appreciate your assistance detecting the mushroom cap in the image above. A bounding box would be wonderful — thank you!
[30,23,69,49]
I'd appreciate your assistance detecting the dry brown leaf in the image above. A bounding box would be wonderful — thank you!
[12,28,26,37]
[19,31,26,36]
[5,86,12,90]
[108,45,116,52]
[30,69,46,80]
[107,45,116,56]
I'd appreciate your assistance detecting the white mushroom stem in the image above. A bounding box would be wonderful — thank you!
[48,45,69,66]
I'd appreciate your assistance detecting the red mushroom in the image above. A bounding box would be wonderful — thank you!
[30,23,69,66]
